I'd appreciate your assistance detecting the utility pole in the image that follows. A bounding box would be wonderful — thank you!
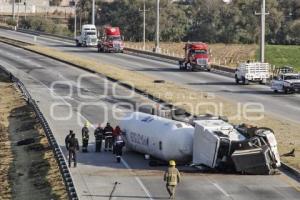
[139,0,149,51]
[255,0,269,63]
[12,0,15,20]
[92,0,95,25]
[24,0,27,20]
[74,4,77,39]
[155,0,160,53]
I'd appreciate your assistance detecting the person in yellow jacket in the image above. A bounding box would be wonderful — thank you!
[164,160,181,199]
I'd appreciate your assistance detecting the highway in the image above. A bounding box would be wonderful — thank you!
[0,30,299,200]
[0,29,299,124]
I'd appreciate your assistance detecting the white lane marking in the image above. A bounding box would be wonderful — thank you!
[121,158,154,200]
[1,61,154,200]
[212,183,230,197]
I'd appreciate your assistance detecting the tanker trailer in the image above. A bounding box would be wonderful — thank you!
[119,112,194,162]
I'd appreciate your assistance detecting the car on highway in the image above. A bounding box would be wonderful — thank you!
[271,73,300,93]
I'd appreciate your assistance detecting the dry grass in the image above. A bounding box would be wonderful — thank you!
[126,42,257,67]
[22,44,300,170]
[0,72,68,199]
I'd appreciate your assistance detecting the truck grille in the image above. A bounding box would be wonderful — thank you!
[293,83,300,89]
[197,59,208,66]
[91,39,97,43]
[113,43,121,49]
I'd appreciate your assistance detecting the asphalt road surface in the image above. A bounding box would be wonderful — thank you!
[0,29,299,125]
[0,36,300,199]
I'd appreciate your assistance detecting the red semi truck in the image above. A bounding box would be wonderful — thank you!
[97,27,124,53]
[179,42,211,71]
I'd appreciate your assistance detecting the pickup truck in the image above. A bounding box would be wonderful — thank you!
[271,73,300,93]
[235,62,270,85]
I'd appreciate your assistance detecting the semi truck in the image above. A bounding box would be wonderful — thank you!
[119,112,281,175]
[179,42,211,71]
[97,27,124,53]
[75,24,98,47]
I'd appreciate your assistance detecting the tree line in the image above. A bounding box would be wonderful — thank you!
[74,0,299,44]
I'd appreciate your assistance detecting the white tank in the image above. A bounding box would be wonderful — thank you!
[119,112,195,162]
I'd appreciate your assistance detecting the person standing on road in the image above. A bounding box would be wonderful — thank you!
[82,122,90,153]
[67,133,79,168]
[65,130,73,150]
[94,124,104,152]
[103,123,113,152]
[164,160,181,199]
[114,135,125,163]
[112,125,122,154]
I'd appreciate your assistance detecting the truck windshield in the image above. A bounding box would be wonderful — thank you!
[284,75,300,80]
[86,32,96,36]
[107,36,121,41]
[191,49,207,54]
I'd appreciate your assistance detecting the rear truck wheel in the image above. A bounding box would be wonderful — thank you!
[235,75,240,84]
[179,61,184,70]
[242,77,249,85]
[207,68,211,72]
[76,40,81,47]
[274,90,278,93]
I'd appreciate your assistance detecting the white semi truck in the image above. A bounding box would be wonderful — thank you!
[235,62,270,85]
[119,112,281,175]
[75,24,98,47]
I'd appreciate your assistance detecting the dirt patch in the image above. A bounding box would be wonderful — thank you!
[0,71,67,200]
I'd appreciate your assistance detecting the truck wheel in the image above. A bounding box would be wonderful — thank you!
[76,40,81,47]
[235,75,240,84]
[284,88,289,94]
[274,90,278,93]
[242,77,249,85]
[207,68,211,72]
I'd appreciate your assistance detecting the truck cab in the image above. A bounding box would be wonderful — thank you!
[179,42,211,71]
[98,27,124,53]
[75,24,98,47]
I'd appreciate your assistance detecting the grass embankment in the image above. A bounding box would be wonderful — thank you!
[0,71,67,199]
[265,45,300,71]
[19,44,300,170]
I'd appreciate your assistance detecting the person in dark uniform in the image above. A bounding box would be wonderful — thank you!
[66,133,79,168]
[82,122,89,152]
[65,130,73,150]
[94,124,104,152]
[114,136,125,163]
[103,123,113,151]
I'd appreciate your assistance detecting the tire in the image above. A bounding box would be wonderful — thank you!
[235,75,240,84]
[207,68,211,72]
[284,88,289,94]
[75,40,81,47]
[242,77,249,85]
[274,90,278,93]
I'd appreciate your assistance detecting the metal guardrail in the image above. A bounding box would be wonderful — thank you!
[0,65,79,200]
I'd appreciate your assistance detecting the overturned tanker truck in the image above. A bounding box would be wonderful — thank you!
[119,112,281,175]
